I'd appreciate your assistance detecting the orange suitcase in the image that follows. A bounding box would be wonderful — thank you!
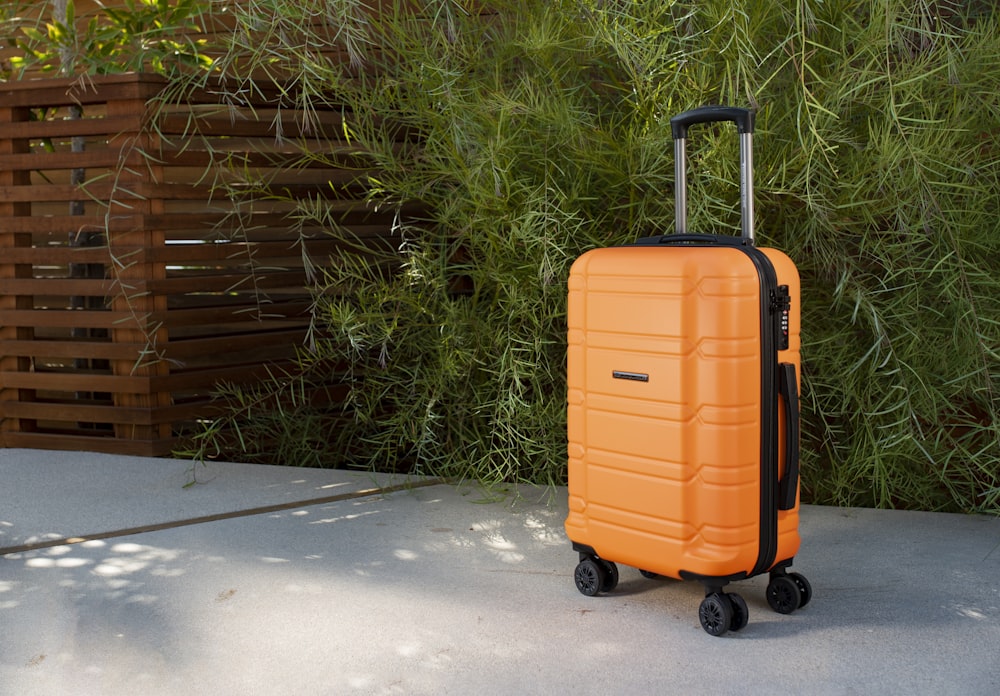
[565,107,810,636]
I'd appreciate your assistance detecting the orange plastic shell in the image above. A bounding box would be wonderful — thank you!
[565,244,801,580]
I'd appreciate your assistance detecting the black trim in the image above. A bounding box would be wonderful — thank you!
[679,570,748,584]
[770,558,794,573]
[735,245,780,578]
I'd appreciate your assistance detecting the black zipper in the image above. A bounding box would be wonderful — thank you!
[737,246,780,578]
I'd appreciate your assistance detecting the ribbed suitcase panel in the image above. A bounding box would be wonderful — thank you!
[566,245,769,578]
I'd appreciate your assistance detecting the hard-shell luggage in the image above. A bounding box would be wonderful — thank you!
[564,106,810,636]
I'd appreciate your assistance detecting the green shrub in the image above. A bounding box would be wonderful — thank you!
[182,0,1000,513]
[4,0,215,77]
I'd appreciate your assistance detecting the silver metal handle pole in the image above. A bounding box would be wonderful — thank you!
[740,131,755,243]
[674,137,688,234]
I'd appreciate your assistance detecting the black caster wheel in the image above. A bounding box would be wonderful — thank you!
[598,560,619,593]
[639,569,659,579]
[766,575,802,615]
[574,558,605,597]
[727,593,749,632]
[788,572,812,609]
[699,593,733,637]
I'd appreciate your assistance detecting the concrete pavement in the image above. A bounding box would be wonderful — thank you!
[2,448,999,695]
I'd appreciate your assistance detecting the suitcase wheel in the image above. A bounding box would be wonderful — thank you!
[598,559,619,593]
[766,575,803,614]
[788,572,812,608]
[574,557,619,596]
[698,592,748,637]
[698,593,734,637]
[727,592,749,632]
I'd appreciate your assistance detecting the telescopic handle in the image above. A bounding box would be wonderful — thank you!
[669,106,756,243]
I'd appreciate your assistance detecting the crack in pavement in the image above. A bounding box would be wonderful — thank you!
[0,478,448,556]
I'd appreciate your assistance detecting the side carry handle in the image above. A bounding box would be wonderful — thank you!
[778,363,800,511]
[669,106,756,243]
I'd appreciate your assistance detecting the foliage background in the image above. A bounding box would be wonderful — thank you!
[10,1,998,512]
[2,0,216,78]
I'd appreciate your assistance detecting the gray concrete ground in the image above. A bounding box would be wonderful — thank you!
[2,448,999,695]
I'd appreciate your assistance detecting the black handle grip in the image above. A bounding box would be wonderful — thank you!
[670,106,756,140]
[777,363,800,511]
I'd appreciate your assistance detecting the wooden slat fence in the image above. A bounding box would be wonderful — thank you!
[0,72,397,456]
